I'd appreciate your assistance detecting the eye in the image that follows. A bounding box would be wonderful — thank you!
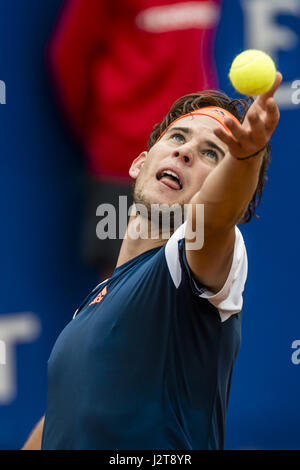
[203,149,218,161]
[170,133,186,144]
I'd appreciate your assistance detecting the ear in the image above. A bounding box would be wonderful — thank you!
[129,151,147,180]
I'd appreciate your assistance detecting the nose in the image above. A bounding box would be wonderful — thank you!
[172,148,193,166]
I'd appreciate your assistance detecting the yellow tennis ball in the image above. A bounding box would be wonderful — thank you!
[229,49,276,95]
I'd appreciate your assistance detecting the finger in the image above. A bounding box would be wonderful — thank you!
[258,71,283,105]
[265,97,280,133]
[213,126,236,146]
[213,127,243,156]
[223,115,266,152]
[247,109,267,145]
[223,117,247,142]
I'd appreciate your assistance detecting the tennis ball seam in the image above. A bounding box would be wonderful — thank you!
[230,56,263,71]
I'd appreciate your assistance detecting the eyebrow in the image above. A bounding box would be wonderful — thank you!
[166,126,226,159]
[166,126,191,135]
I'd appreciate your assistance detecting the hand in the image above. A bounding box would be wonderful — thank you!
[213,71,282,160]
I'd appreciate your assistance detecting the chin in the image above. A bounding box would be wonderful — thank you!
[136,189,175,207]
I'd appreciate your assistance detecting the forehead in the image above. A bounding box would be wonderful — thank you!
[168,114,225,134]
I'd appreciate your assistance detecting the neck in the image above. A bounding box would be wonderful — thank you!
[116,214,170,268]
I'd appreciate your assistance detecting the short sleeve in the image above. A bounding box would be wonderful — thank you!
[165,223,248,322]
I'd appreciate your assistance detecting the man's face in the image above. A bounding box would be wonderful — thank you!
[129,115,229,209]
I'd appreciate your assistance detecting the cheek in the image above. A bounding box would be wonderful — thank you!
[135,160,153,187]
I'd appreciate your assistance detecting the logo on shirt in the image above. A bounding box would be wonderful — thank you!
[89,285,108,306]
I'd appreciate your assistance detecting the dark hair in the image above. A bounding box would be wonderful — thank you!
[147,91,272,224]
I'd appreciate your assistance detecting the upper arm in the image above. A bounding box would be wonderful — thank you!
[165,222,247,320]
[185,221,236,294]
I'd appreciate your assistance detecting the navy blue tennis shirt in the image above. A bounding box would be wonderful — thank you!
[42,222,247,450]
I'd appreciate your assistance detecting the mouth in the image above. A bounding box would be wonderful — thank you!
[156,168,183,190]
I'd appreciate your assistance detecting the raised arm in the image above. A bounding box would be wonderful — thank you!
[186,72,282,293]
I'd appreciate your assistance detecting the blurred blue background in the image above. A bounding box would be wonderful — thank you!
[0,0,299,449]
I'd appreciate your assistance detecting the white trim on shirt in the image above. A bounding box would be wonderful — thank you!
[165,222,248,322]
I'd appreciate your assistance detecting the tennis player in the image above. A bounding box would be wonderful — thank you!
[23,72,282,450]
